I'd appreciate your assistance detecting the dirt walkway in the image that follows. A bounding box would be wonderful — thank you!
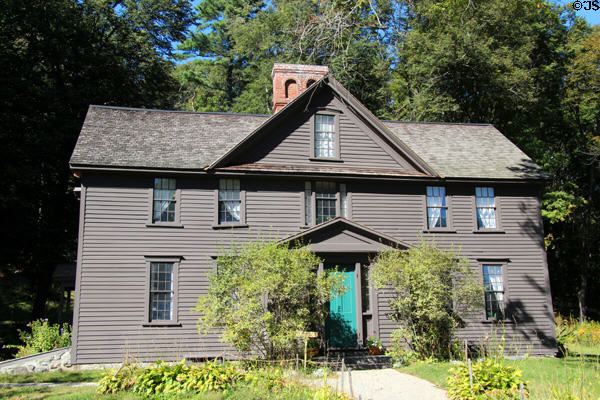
[320,368,448,400]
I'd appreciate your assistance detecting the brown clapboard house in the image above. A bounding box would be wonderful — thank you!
[69,64,556,365]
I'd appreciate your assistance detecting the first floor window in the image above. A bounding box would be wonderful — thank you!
[426,186,447,228]
[476,187,496,229]
[483,265,504,320]
[153,178,176,222]
[219,179,241,223]
[150,262,173,321]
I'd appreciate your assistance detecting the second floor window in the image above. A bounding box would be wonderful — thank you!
[153,178,176,223]
[305,181,348,225]
[426,186,447,228]
[483,265,504,320]
[314,115,335,158]
[476,187,496,229]
[316,181,336,224]
[219,179,241,223]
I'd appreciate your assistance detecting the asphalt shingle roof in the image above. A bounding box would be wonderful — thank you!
[70,105,547,180]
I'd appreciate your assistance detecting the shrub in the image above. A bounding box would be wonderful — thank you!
[447,359,526,400]
[371,241,483,361]
[133,360,245,395]
[8,319,71,358]
[97,364,139,394]
[195,240,346,358]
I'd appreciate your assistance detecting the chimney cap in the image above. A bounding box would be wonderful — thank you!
[271,63,329,78]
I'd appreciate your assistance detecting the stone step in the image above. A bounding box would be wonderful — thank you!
[312,354,392,370]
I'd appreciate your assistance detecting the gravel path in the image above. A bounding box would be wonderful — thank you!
[320,368,448,400]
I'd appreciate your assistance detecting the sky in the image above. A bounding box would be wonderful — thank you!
[552,0,600,25]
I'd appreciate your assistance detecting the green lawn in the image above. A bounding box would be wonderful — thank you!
[398,352,600,400]
[0,369,104,383]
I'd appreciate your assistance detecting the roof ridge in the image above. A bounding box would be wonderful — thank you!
[383,120,493,126]
[89,105,270,118]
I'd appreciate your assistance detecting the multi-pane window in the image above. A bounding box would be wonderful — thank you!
[476,187,497,229]
[150,263,173,321]
[483,265,504,320]
[426,186,447,228]
[153,178,176,222]
[219,179,241,223]
[315,181,336,224]
[314,115,335,158]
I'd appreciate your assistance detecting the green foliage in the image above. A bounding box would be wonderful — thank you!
[0,0,193,340]
[96,360,351,399]
[365,336,383,350]
[6,319,70,358]
[447,359,526,400]
[555,315,600,350]
[132,360,244,395]
[372,241,483,361]
[97,364,140,394]
[195,240,346,358]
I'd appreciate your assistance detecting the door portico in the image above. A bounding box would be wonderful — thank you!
[280,217,411,348]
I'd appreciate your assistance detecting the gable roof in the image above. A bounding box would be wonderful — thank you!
[209,75,438,176]
[280,217,412,252]
[70,84,548,180]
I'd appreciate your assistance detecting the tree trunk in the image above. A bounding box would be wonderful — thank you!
[31,263,56,319]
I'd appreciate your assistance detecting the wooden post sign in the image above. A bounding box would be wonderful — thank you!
[296,331,318,369]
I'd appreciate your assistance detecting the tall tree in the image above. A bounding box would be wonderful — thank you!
[389,0,599,320]
[0,0,193,349]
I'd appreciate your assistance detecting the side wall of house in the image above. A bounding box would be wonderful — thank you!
[71,174,555,364]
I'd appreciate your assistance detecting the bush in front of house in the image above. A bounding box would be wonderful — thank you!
[194,240,347,359]
[371,241,483,361]
[97,360,351,399]
[447,359,526,400]
[7,319,71,358]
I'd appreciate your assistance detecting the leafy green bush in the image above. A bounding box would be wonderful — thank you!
[97,364,139,394]
[555,314,600,352]
[8,319,71,357]
[447,359,526,400]
[195,240,346,358]
[372,241,483,361]
[132,360,245,395]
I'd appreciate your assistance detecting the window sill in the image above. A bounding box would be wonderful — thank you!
[146,223,184,229]
[423,229,457,234]
[308,157,344,163]
[473,229,505,234]
[142,322,182,327]
[212,224,249,230]
[480,319,512,324]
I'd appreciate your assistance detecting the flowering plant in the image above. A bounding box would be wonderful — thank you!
[7,319,71,357]
[365,336,384,350]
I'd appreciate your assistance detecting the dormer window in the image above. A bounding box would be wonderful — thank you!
[314,114,336,158]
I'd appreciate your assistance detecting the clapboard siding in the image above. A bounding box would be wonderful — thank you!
[72,174,555,364]
[235,89,417,172]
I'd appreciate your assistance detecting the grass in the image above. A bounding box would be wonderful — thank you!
[397,347,600,399]
[0,369,104,383]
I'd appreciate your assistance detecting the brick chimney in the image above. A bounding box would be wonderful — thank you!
[272,64,329,113]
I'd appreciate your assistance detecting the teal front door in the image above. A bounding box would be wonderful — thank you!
[326,264,357,348]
